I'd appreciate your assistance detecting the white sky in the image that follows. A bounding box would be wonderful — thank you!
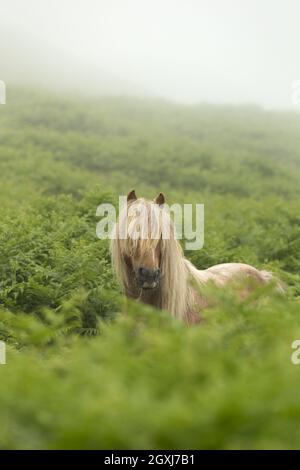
[1,0,300,108]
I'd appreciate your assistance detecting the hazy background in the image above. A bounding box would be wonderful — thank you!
[0,0,299,109]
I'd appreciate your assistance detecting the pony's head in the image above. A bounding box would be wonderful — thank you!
[111,190,191,321]
[111,190,171,290]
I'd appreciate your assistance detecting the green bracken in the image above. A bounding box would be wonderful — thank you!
[0,88,299,449]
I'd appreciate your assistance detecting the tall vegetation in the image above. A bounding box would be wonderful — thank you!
[0,88,299,449]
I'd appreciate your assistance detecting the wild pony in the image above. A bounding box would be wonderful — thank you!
[110,190,282,325]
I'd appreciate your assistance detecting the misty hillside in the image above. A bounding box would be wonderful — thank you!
[0,27,144,97]
[0,87,300,449]
[1,87,300,276]
[1,0,300,450]
[1,87,300,201]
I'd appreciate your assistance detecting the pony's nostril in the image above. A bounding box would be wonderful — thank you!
[138,267,160,283]
[138,267,147,277]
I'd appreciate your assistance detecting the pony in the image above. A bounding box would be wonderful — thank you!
[110,190,283,325]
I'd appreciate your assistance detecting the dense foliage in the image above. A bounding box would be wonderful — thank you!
[0,88,299,449]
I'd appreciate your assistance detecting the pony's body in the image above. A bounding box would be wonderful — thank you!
[111,193,281,324]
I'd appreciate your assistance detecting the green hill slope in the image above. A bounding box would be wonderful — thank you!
[0,88,300,449]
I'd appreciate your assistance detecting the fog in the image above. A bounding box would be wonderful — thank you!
[1,0,300,109]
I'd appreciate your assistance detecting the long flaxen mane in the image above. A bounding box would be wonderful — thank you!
[111,193,283,325]
[111,197,198,321]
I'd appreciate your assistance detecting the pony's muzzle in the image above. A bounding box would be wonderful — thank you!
[137,267,160,289]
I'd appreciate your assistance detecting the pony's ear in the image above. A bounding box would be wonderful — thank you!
[154,193,165,206]
[127,190,137,202]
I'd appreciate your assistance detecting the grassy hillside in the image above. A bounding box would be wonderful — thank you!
[0,88,300,449]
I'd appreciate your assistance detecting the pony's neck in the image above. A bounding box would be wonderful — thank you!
[139,287,161,308]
